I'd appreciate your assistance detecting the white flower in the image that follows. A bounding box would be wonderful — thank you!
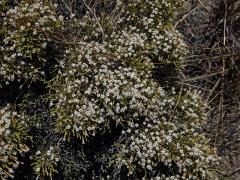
[42,42,47,48]
[20,26,25,31]
[36,167,40,172]
[36,151,41,155]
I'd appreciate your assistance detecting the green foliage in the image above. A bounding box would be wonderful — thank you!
[111,90,219,178]
[32,146,59,179]
[0,105,29,179]
[0,0,220,179]
[50,43,158,142]
[112,0,186,68]
[49,0,187,144]
[0,0,62,85]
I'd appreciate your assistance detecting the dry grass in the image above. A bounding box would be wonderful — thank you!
[177,0,240,178]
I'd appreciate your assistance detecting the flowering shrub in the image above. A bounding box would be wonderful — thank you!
[0,0,220,179]
[0,105,29,179]
[51,43,160,142]
[111,90,219,178]
[0,0,62,85]
[108,0,186,68]
[50,0,186,143]
[45,0,219,179]
[32,146,59,178]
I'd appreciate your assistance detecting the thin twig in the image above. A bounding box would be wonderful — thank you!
[176,81,212,92]
[174,6,199,28]
[184,52,240,62]
[182,70,229,82]
[223,167,240,177]
[82,0,105,37]
[207,79,221,102]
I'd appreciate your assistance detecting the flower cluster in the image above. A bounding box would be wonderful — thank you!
[116,0,183,27]
[50,0,186,143]
[112,90,219,178]
[61,0,186,69]
[0,0,62,85]
[32,146,59,178]
[0,0,9,18]
[51,42,163,143]
[0,0,220,179]
[0,105,29,179]
[48,0,219,178]
[105,0,186,68]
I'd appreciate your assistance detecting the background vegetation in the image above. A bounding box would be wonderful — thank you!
[178,0,240,178]
[1,0,239,179]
